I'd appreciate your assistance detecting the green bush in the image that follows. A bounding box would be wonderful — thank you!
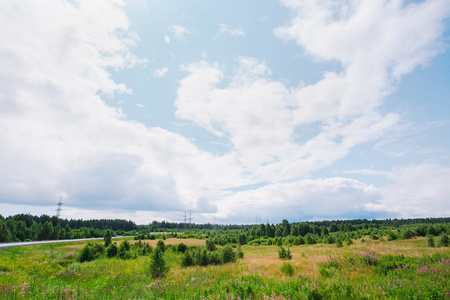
[427,236,435,248]
[280,262,295,276]
[177,243,188,253]
[221,245,236,263]
[237,245,244,259]
[208,251,223,265]
[78,242,104,262]
[157,240,166,252]
[106,242,118,258]
[206,239,216,251]
[181,250,194,267]
[278,246,292,260]
[149,248,168,278]
[438,233,449,247]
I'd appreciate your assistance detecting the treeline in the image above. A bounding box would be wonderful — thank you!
[0,213,136,243]
[1,213,450,245]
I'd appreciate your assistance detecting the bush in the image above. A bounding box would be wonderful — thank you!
[278,246,292,260]
[206,239,216,251]
[149,248,168,278]
[427,236,435,248]
[177,243,188,253]
[221,245,236,263]
[438,233,449,247]
[181,250,194,267]
[104,229,112,247]
[237,245,244,259]
[208,251,223,265]
[78,242,104,262]
[118,240,132,259]
[280,262,295,276]
[106,242,118,258]
[157,240,166,252]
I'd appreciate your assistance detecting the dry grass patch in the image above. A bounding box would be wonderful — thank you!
[128,238,206,247]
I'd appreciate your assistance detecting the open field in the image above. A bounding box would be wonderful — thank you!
[1,237,449,299]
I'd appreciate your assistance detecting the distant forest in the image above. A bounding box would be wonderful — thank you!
[1,213,449,246]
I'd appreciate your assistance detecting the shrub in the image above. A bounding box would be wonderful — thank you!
[78,242,104,262]
[206,239,216,251]
[177,243,188,253]
[427,236,435,248]
[118,240,132,259]
[387,231,397,241]
[237,245,244,259]
[438,233,449,247]
[157,240,165,252]
[181,250,194,267]
[278,246,292,260]
[208,251,223,265]
[221,245,236,263]
[149,248,168,278]
[106,242,118,258]
[104,229,112,247]
[280,262,295,276]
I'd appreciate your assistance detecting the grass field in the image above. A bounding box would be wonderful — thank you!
[1,237,449,299]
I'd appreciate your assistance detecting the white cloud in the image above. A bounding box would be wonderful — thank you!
[215,178,381,223]
[136,103,145,108]
[1,0,449,223]
[154,67,168,78]
[365,164,450,217]
[164,35,170,43]
[168,24,192,40]
[218,23,245,36]
[0,0,245,216]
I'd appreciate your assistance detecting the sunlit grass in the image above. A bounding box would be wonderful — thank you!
[1,237,449,299]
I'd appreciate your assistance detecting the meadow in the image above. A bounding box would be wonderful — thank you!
[1,236,449,299]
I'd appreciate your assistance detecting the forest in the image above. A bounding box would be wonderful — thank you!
[1,213,450,247]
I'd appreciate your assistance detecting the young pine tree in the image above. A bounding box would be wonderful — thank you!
[149,248,168,278]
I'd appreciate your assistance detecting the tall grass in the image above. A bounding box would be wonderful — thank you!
[1,237,449,299]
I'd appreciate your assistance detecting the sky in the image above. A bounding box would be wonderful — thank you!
[1,0,450,225]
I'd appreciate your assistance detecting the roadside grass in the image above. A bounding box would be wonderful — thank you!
[1,237,449,299]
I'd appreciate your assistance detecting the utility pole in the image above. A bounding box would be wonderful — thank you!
[183,211,187,230]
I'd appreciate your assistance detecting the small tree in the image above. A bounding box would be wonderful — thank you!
[107,242,118,257]
[149,248,167,278]
[104,229,112,247]
[221,245,236,263]
[278,246,292,260]
[206,239,216,251]
[427,236,435,248]
[157,240,166,253]
[181,250,194,267]
[438,233,449,247]
[280,262,295,276]
[237,244,244,259]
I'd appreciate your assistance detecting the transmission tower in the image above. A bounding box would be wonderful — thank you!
[56,197,63,218]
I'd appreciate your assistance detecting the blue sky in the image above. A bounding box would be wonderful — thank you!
[1,0,449,224]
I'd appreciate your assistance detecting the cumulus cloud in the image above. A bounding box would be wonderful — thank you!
[214,178,381,223]
[218,23,245,36]
[174,0,450,220]
[1,0,449,223]
[168,24,192,40]
[0,0,245,215]
[366,164,450,217]
[154,67,169,78]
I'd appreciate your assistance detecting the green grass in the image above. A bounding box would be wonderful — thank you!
[1,238,450,299]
